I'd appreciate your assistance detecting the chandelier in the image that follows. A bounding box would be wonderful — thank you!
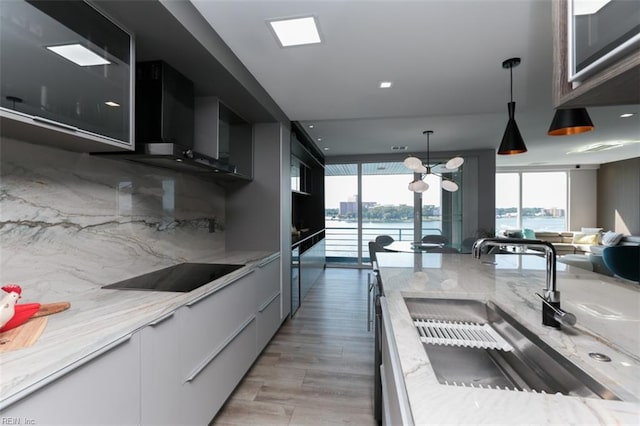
[404,130,464,193]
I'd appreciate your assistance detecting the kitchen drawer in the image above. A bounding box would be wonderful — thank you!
[1,333,141,425]
[140,309,185,425]
[181,316,257,425]
[257,291,281,352]
[255,255,280,307]
[179,270,256,369]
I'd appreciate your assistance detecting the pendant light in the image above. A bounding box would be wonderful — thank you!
[404,130,463,193]
[547,107,594,136]
[498,57,527,155]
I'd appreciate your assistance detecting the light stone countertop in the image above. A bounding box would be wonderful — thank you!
[376,252,640,425]
[0,250,279,410]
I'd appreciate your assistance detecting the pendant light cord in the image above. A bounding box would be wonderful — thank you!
[509,64,513,102]
[426,132,430,166]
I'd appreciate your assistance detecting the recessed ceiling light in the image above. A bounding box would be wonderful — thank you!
[105,101,120,107]
[268,16,321,47]
[379,81,393,89]
[317,137,322,142]
[323,147,330,151]
[46,43,110,66]
[308,124,315,129]
[620,113,636,118]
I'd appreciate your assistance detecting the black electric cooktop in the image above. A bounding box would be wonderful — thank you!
[101,263,244,293]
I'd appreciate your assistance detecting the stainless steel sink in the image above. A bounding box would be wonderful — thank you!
[404,298,622,400]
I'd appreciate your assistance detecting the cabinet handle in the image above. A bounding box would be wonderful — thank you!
[183,315,256,383]
[148,311,174,326]
[258,254,280,268]
[185,269,255,307]
[258,291,281,312]
[32,116,79,132]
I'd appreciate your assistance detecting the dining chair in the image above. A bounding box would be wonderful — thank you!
[422,235,448,245]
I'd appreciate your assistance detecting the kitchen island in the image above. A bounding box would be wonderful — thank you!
[376,251,639,425]
[0,250,280,424]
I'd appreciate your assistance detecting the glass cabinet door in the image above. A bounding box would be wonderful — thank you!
[0,0,133,144]
[569,0,640,82]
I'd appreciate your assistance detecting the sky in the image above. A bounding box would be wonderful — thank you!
[495,172,567,209]
[326,174,446,209]
[325,172,567,210]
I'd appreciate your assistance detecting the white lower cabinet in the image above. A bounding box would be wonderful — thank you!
[255,255,283,352]
[3,255,283,425]
[141,270,257,425]
[1,333,141,426]
[181,317,257,425]
[140,310,185,425]
[257,291,281,351]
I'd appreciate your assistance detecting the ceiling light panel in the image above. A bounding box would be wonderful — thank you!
[379,81,393,88]
[269,16,321,47]
[567,142,624,154]
[46,44,110,66]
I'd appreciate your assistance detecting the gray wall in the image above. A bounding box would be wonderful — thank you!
[569,168,598,230]
[598,157,640,235]
[464,150,496,238]
[226,122,287,252]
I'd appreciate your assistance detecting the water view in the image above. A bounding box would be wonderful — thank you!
[325,216,566,259]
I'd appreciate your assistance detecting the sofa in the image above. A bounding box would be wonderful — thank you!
[533,231,585,256]
[497,229,639,276]
[499,229,638,256]
[500,230,598,256]
[536,232,640,278]
[534,232,640,255]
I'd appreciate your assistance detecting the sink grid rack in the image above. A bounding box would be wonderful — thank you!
[413,318,514,352]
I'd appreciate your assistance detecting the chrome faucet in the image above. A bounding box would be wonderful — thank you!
[472,238,575,328]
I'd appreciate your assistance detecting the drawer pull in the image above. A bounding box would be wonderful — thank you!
[258,254,280,268]
[258,291,281,312]
[149,311,174,326]
[184,315,256,383]
[185,269,255,307]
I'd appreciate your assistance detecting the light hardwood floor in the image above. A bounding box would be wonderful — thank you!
[212,268,376,426]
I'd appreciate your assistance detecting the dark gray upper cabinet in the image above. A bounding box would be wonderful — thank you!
[0,0,134,151]
[195,97,253,180]
[552,0,640,107]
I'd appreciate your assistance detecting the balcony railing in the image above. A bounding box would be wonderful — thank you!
[326,225,442,264]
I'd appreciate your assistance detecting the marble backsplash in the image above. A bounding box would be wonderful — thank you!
[0,137,227,291]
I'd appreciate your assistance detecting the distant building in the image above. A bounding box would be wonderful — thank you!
[544,207,565,217]
[340,200,377,215]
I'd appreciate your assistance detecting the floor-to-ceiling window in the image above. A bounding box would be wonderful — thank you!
[361,162,416,257]
[496,171,567,233]
[325,163,359,263]
[325,160,463,266]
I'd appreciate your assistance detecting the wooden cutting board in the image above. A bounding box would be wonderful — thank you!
[0,317,48,353]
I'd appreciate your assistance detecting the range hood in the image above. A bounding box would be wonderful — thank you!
[95,60,247,180]
[99,142,239,175]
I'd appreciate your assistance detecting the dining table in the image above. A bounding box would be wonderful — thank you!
[382,241,442,253]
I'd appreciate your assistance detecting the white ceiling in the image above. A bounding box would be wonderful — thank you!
[191,0,639,167]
